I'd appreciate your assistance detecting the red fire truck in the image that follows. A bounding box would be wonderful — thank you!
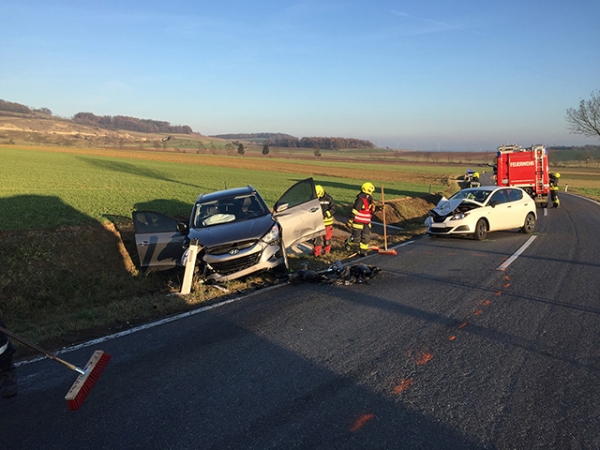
[496,144,550,208]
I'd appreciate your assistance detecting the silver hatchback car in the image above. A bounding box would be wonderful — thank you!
[133,178,325,282]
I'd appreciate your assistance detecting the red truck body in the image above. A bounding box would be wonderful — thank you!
[496,144,549,208]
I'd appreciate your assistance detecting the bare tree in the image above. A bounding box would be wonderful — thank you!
[566,90,600,140]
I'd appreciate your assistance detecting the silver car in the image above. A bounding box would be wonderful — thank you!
[425,186,537,240]
[133,178,325,282]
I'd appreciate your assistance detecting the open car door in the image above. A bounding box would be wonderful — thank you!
[272,178,325,250]
[132,211,187,270]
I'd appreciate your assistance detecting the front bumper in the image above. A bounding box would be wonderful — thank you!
[203,241,284,282]
[425,217,472,236]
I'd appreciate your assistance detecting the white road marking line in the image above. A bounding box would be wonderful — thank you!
[16,284,283,365]
[496,235,537,271]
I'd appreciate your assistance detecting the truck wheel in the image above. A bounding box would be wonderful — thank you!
[540,202,548,209]
[473,219,488,240]
[521,213,536,234]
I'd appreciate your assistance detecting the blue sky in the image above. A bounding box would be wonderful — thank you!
[1,1,598,151]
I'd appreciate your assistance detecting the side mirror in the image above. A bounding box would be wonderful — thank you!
[177,222,188,233]
[274,202,289,213]
[489,201,499,208]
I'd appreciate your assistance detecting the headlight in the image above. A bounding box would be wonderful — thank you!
[262,223,280,244]
[450,212,468,220]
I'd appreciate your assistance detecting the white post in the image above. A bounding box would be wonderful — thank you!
[564,184,568,192]
[181,239,199,295]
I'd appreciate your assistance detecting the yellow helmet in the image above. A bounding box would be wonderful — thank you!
[555,173,561,178]
[361,182,375,194]
[315,184,324,198]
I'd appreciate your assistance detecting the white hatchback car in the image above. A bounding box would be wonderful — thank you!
[425,186,537,240]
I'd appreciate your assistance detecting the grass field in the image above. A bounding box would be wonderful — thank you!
[0,146,456,231]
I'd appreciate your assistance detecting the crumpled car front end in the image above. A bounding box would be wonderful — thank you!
[182,216,285,283]
[425,197,482,236]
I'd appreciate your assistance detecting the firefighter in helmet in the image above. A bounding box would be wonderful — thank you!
[549,172,561,208]
[313,185,336,257]
[345,182,376,256]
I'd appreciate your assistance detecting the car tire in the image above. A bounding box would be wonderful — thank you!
[521,212,536,234]
[473,219,488,240]
[272,263,289,279]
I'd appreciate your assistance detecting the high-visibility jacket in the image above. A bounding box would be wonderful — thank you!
[351,192,374,225]
[319,192,336,227]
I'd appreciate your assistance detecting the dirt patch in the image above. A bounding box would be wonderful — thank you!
[372,194,442,227]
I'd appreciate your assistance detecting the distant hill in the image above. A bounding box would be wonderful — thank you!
[0,99,196,135]
[72,112,194,135]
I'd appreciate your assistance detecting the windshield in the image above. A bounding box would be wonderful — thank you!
[450,189,491,204]
[193,193,268,228]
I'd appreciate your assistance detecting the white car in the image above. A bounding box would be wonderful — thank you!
[425,186,537,240]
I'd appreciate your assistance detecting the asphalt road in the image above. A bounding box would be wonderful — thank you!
[3,193,600,450]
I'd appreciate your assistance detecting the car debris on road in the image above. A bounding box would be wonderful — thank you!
[288,259,382,285]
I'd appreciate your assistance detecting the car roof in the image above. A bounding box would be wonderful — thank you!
[195,185,257,203]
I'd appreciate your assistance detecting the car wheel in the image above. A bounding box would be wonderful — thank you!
[272,263,289,279]
[521,212,536,234]
[473,219,488,240]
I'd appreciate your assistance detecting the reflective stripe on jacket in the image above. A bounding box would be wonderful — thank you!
[352,194,373,224]
[320,192,336,227]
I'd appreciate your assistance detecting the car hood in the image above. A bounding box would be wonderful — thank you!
[431,196,483,218]
[187,214,276,248]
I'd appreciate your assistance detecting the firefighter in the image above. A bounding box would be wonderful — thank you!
[345,182,376,257]
[471,171,481,187]
[549,172,561,208]
[313,185,336,257]
[0,319,18,398]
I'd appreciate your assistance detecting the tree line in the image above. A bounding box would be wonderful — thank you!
[211,132,296,141]
[0,99,52,116]
[72,112,194,135]
[268,136,375,150]
[211,132,374,150]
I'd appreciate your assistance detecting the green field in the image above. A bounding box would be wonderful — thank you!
[0,147,453,231]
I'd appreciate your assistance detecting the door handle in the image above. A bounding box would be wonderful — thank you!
[310,207,320,213]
